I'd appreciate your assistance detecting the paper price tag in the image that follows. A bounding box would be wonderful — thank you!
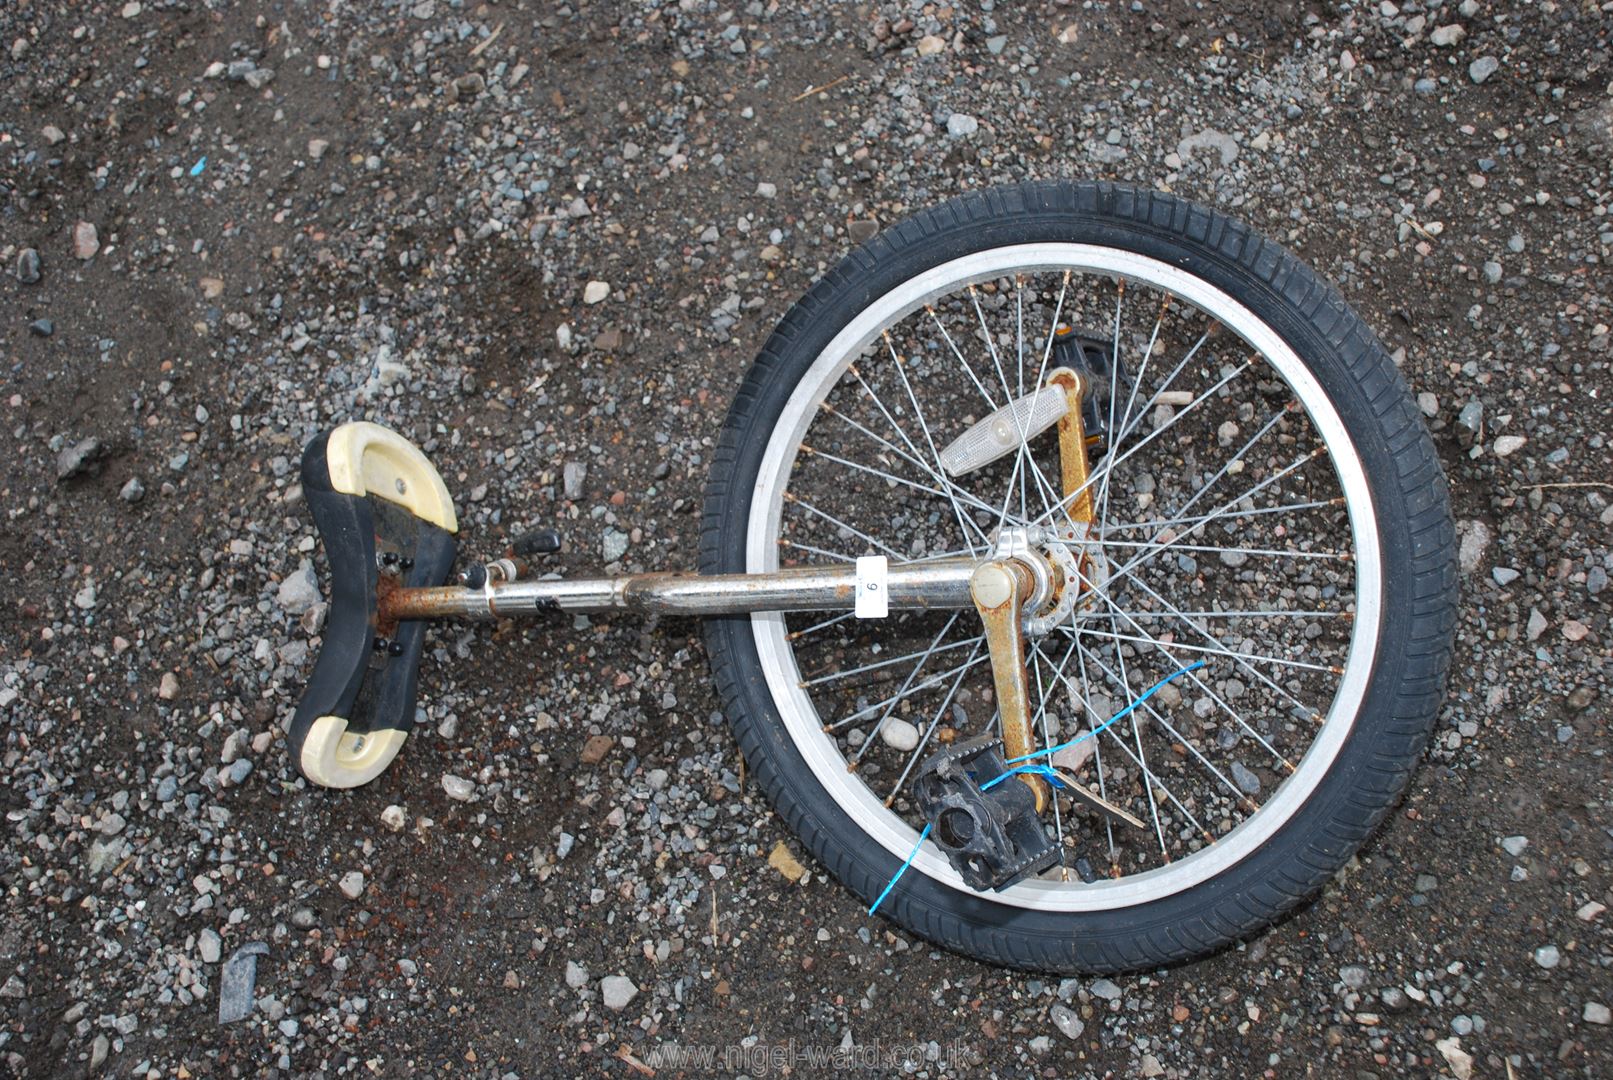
[855,555,889,619]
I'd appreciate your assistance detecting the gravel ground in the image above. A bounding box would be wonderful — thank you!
[3,0,1611,1076]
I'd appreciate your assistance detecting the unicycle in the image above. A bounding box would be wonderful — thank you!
[284,181,1457,973]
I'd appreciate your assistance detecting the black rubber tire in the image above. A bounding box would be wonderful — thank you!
[699,181,1457,973]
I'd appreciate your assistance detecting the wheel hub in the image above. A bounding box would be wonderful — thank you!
[992,526,1109,637]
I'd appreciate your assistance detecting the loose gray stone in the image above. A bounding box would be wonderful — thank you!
[1176,129,1239,167]
[601,974,639,1011]
[879,718,920,753]
[56,437,103,481]
[338,870,365,899]
[1468,56,1500,84]
[603,528,629,563]
[1089,978,1122,1001]
[1534,944,1560,969]
[1456,520,1491,574]
[276,560,321,614]
[119,476,145,503]
[1526,608,1548,642]
[563,461,587,499]
[1585,1002,1611,1026]
[946,113,979,138]
[1230,761,1261,795]
[1500,835,1528,857]
[217,942,269,1023]
[1050,1002,1085,1040]
[72,221,99,259]
[565,960,589,988]
[199,928,222,964]
[15,248,40,283]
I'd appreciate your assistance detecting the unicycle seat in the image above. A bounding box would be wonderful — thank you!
[288,423,458,788]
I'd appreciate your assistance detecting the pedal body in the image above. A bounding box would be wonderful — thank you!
[912,737,1058,890]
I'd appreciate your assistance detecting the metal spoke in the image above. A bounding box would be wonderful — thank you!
[1075,608,1352,621]
[1110,585,1169,860]
[967,284,1053,529]
[787,610,858,641]
[1119,573,1324,723]
[1076,536,1347,561]
[1036,647,1206,848]
[855,614,964,763]
[821,652,994,732]
[885,638,987,805]
[783,493,908,563]
[825,383,998,548]
[1027,635,1069,876]
[799,442,1005,527]
[883,332,993,554]
[1015,276,1027,520]
[1063,627,1339,675]
[1020,357,1255,535]
[1094,280,1126,528]
[1111,327,1213,449]
[1113,297,1169,452]
[1096,445,1328,595]
[1105,498,1343,534]
[1075,587,1298,775]
[778,538,857,564]
[926,304,1000,410]
[1078,645,1256,815]
[803,633,983,689]
[1062,608,1312,769]
[1071,633,1118,864]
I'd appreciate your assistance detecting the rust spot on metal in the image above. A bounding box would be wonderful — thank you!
[374,573,406,636]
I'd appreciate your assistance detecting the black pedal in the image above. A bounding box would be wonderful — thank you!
[1052,325,1132,449]
[912,737,1058,891]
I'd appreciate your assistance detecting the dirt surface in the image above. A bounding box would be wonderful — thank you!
[2,1,1611,1077]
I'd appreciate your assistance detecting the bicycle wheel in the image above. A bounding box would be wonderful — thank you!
[700,181,1456,972]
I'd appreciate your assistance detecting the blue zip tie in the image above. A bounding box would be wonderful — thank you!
[1005,660,1206,766]
[867,822,931,916]
[979,763,1065,792]
[866,660,1207,916]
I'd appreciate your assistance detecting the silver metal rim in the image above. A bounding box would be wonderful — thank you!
[744,243,1382,912]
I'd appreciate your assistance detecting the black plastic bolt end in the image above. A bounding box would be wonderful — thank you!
[509,527,563,557]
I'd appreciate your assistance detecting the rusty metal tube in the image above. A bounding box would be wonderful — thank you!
[378,557,980,621]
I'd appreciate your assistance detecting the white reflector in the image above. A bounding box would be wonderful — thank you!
[938,386,1069,476]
